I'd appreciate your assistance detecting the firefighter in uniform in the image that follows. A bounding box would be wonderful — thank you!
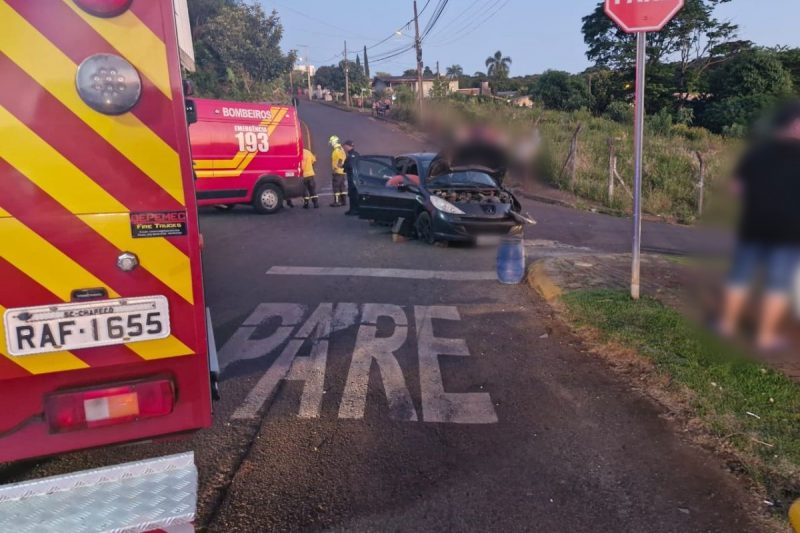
[329,135,347,207]
[342,140,360,215]
[301,147,319,208]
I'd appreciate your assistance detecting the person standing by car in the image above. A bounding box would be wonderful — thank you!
[301,147,319,208]
[343,140,360,216]
[329,135,347,207]
[719,100,800,351]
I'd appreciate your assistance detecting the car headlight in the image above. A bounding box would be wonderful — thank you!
[430,196,465,215]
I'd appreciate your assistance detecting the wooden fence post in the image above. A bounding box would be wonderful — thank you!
[695,151,705,217]
[559,123,583,190]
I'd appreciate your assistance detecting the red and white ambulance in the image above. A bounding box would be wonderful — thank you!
[191,98,304,214]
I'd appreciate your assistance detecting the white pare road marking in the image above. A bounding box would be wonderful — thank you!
[266,266,497,281]
[226,303,497,424]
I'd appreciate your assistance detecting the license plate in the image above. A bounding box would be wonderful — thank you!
[3,296,170,356]
[476,235,502,247]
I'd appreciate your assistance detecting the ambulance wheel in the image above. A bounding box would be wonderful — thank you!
[214,204,236,211]
[253,183,283,214]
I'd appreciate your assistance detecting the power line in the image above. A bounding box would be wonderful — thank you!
[420,0,450,41]
[364,0,431,53]
[423,0,487,41]
[428,0,510,47]
[269,1,379,41]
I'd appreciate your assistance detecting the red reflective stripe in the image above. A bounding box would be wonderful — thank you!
[0,53,189,256]
[128,0,164,38]
[6,0,179,151]
[0,257,145,370]
[0,162,197,352]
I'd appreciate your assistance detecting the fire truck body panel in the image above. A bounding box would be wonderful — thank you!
[0,0,211,462]
[191,98,305,207]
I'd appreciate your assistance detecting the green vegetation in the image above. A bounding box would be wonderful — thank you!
[393,95,734,222]
[485,51,512,80]
[563,290,800,495]
[187,0,294,101]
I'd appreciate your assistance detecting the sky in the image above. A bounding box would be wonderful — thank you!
[260,0,800,76]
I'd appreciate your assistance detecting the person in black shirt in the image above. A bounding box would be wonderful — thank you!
[342,140,360,216]
[720,100,800,351]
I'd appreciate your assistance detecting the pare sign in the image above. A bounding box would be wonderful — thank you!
[605,0,684,33]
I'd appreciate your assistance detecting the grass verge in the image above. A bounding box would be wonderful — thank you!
[562,289,800,507]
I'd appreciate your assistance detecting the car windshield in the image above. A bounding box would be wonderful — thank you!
[427,171,497,189]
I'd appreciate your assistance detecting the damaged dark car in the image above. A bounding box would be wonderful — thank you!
[354,146,533,245]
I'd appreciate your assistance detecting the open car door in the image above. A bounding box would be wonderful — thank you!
[355,156,419,223]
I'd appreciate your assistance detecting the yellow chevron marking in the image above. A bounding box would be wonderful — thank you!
[0,305,88,374]
[62,0,172,99]
[127,335,194,360]
[193,151,248,171]
[0,110,192,303]
[0,106,126,214]
[192,109,289,179]
[0,4,184,204]
[78,214,194,304]
[0,218,119,301]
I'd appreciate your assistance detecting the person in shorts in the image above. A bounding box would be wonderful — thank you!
[719,100,800,351]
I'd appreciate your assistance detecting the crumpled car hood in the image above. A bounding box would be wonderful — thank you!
[427,142,508,184]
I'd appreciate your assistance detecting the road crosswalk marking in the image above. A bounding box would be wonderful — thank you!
[266,266,497,281]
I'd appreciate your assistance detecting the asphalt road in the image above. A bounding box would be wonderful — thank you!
[0,101,756,532]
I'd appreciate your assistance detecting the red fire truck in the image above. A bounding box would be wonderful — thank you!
[191,98,305,214]
[0,0,213,530]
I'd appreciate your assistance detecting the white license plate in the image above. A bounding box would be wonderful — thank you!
[3,296,170,356]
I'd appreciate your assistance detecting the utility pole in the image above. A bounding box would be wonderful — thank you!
[299,44,312,100]
[413,0,423,114]
[436,60,440,78]
[343,40,351,107]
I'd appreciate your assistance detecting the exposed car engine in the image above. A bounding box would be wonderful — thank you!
[431,189,514,205]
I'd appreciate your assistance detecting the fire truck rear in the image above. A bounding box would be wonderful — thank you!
[0,1,212,530]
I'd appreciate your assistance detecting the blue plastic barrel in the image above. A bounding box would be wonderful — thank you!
[496,237,526,284]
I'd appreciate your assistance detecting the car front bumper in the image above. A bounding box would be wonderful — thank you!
[432,212,522,243]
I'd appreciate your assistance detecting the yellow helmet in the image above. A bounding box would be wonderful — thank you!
[328,135,340,147]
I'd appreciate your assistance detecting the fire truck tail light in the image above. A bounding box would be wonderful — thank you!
[73,0,132,17]
[76,54,142,115]
[45,378,175,433]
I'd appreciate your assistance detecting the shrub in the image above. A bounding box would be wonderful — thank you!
[649,108,674,136]
[605,101,633,124]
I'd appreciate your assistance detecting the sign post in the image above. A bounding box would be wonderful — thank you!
[604,0,684,300]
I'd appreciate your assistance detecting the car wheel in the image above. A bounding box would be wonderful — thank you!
[253,183,283,214]
[213,204,237,211]
[414,212,435,245]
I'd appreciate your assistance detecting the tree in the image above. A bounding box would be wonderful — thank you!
[473,71,487,79]
[313,65,344,91]
[423,65,434,77]
[363,45,370,79]
[699,49,794,132]
[775,47,800,91]
[583,0,737,70]
[190,1,294,100]
[402,68,417,77]
[531,70,592,111]
[430,78,450,98]
[445,64,463,79]
[485,51,512,79]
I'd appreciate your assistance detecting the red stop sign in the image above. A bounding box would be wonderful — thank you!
[605,0,684,33]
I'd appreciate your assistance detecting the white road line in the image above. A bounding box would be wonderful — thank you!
[266,266,497,281]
